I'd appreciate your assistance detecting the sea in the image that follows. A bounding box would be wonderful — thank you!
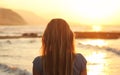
[0,25,120,75]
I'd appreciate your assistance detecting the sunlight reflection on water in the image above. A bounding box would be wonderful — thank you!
[86,52,107,75]
[76,49,109,75]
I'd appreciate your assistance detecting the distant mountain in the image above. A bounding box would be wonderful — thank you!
[0,8,27,25]
[14,9,47,25]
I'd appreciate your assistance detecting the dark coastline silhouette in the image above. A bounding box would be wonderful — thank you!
[74,32,120,39]
[0,32,119,39]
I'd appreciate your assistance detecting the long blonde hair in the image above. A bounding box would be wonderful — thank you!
[42,18,75,75]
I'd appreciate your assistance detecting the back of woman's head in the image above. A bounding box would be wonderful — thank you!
[42,18,75,75]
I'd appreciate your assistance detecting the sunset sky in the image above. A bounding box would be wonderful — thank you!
[0,0,120,26]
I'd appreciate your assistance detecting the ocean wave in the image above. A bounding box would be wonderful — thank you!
[104,47,120,55]
[78,43,120,56]
[0,63,31,75]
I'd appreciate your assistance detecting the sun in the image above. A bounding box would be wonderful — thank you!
[92,25,102,32]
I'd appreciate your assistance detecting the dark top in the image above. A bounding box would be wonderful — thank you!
[33,53,87,75]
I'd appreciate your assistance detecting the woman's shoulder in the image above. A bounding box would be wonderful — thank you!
[75,53,87,64]
[33,56,43,74]
[76,53,85,58]
[73,53,87,73]
[33,56,42,64]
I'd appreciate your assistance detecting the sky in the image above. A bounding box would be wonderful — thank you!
[0,0,120,26]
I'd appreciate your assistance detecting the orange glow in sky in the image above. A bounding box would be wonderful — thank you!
[0,0,120,26]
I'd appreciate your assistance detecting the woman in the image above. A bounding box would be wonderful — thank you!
[33,18,87,75]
